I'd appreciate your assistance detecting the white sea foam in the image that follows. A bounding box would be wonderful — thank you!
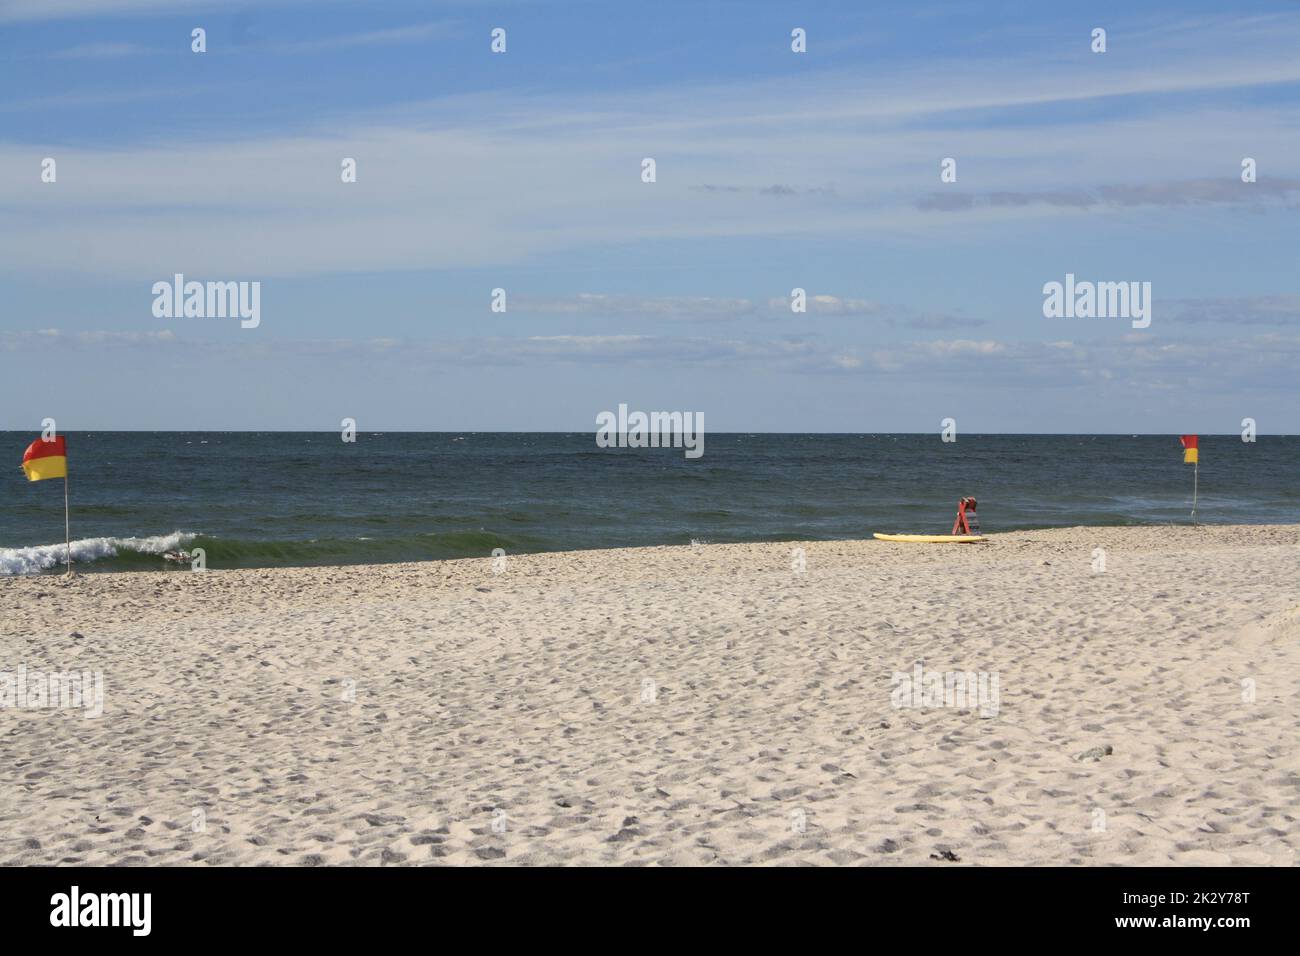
[0,531,196,575]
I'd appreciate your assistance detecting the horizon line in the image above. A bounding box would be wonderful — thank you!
[0,429,1289,437]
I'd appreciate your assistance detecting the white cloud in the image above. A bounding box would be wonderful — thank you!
[0,0,327,22]
[923,339,1007,357]
[5,327,1296,398]
[50,41,150,59]
[273,22,457,55]
[513,294,756,320]
[763,295,982,329]
[0,328,176,350]
[2,13,1299,279]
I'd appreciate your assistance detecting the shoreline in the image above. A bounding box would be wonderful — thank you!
[3,523,1298,865]
[5,520,1300,579]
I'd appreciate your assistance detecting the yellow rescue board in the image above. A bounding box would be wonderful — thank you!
[873,533,986,543]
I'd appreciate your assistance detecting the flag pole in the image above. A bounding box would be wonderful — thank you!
[64,472,72,576]
[1191,459,1198,524]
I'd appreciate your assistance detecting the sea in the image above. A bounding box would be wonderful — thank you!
[1,432,1295,575]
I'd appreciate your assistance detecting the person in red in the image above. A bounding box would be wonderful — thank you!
[952,497,979,535]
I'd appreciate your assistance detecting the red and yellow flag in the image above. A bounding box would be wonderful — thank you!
[21,435,67,481]
[1180,434,1198,465]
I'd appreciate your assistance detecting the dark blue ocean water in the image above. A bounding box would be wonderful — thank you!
[1,432,1295,574]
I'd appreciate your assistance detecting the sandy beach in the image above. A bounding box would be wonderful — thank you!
[2,524,1297,866]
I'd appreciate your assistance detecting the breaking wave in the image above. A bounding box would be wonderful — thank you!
[0,531,197,575]
[0,529,527,575]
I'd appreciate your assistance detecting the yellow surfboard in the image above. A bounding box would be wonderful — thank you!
[873,533,986,543]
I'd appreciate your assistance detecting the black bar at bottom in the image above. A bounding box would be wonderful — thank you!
[0,865,1282,942]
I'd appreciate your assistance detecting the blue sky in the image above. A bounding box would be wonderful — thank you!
[1,0,1298,431]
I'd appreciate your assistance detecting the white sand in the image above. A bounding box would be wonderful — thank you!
[2,524,1297,866]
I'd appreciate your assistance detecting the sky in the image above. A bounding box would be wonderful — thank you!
[1,0,1298,432]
